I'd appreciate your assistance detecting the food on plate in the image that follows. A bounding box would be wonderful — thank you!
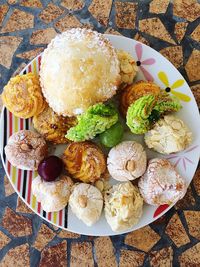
[63,141,106,183]
[32,175,74,212]
[66,103,118,142]
[107,141,147,181]
[138,158,187,205]
[38,155,63,182]
[2,73,45,118]
[145,115,192,154]
[120,81,160,116]
[104,182,143,232]
[94,178,111,194]
[126,93,182,134]
[117,49,138,86]
[69,183,103,226]
[5,130,48,170]
[99,121,124,148]
[40,28,121,117]
[33,106,77,144]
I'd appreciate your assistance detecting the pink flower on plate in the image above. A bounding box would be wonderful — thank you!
[135,43,156,81]
[165,145,199,171]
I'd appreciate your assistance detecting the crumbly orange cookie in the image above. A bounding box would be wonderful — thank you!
[2,73,45,119]
[63,141,106,183]
[120,81,160,116]
[33,105,77,144]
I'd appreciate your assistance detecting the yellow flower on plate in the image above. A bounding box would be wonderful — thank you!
[158,71,191,102]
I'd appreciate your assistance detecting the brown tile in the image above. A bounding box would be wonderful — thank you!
[139,18,176,44]
[0,230,11,250]
[95,237,117,267]
[7,0,18,4]
[39,240,67,267]
[30,28,57,45]
[173,0,200,22]
[58,230,80,239]
[160,46,183,68]
[39,3,64,24]
[0,4,9,26]
[115,2,137,29]
[4,175,15,196]
[174,22,188,43]
[20,0,43,8]
[0,243,30,267]
[184,211,200,240]
[1,9,34,33]
[119,249,145,267]
[149,247,173,267]
[33,224,56,251]
[16,47,44,60]
[61,0,84,10]
[134,33,150,46]
[149,0,170,14]
[191,84,200,108]
[104,27,122,35]
[70,242,94,267]
[179,242,200,266]
[12,62,27,77]
[89,0,112,26]
[185,49,200,82]
[55,15,82,32]
[125,226,160,252]
[16,197,33,214]
[165,213,190,247]
[0,36,22,68]
[1,207,32,237]
[190,24,200,43]
[175,185,195,209]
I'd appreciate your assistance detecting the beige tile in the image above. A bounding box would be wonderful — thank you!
[0,230,11,250]
[89,0,112,26]
[0,36,22,68]
[115,2,137,29]
[191,84,200,108]
[185,49,200,82]
[4,175,15,196]
[39,3,64,24]
[1,207,32,237]
[70,242,94,267]
[175,185,195,209]
[184,211,200,240]
[190,24,200,43]
[17,47,44,60]
[95,237,117,267]
[179,242,200,266]
[58,230,80,239]
[0,4,9,26]
[55,15,82,32]
[160,46,183,68]
[1,9,34,33]
[165,213,190,247]
[16,197,33,214]
[119,249,145,267]
[149,247,173,267]
[173,0,200,22]
[20,0,43,8]
[174,22,188,43]
[61,0,84,10]
[125,225,160,252]
[30,28,57,45]
[134,33,149,46]
[33,224,56,251]
[0,244,30,267]
[139,18,175,44]
[149,0,170,14]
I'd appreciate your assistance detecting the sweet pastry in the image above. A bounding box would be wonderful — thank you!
[5,130,48,170]
[2,73,45,118]
[117,49,138,86]
[69,183,103,226]
[63,141,106,183]
[138,158,187,205]
[104,182,143,232]
[40,28,121,116]
[107,141,147,181]
[32,175,74,212]
[33,105,77,144]
[66,103,118,142]
[145,115,192,154]
[120,81,160,116]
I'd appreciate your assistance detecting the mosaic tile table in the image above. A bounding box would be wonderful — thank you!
[0,0,200,266]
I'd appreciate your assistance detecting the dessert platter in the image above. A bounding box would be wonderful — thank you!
[0,28,200,236]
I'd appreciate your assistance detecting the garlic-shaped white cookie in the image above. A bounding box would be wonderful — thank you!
[69,183,103,226]
[107,141,147,181]
[104,182,143,232]
[32,175,73,212]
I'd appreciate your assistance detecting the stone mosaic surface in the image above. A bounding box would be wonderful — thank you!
[0,0,200,266]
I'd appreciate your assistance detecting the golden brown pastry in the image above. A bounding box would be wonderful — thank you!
[63,141,106,183]
[33,105,77,144]
[120,81,160,116]
[2,73,45,118]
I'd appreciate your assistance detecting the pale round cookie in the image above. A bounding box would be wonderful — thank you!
[40,28,121,116]
[5,130,48,170]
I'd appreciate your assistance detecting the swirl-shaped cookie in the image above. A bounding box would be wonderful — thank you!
[63,141,106,183]
[33,106,77,144]
[2,73,45,118]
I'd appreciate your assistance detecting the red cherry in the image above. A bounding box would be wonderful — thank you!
[38,155,63,182]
